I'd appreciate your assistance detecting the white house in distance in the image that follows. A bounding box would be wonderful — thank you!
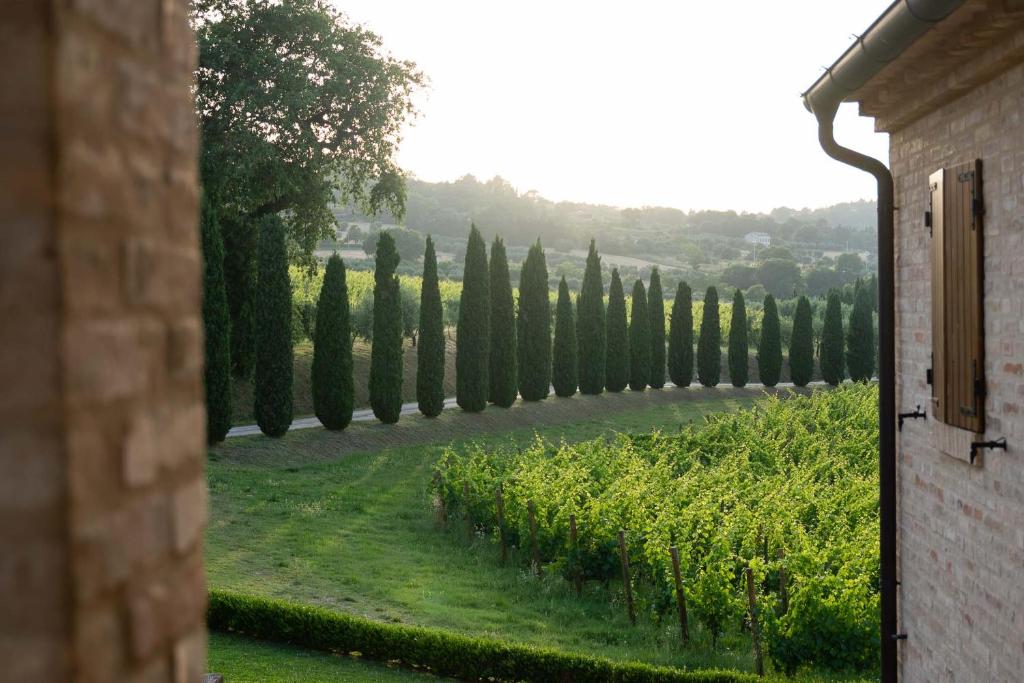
[804,1,1024,682]
[743,231,771,247]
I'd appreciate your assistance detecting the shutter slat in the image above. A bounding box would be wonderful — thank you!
[930,169,945,420]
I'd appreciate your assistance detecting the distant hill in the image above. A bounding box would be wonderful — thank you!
[334,174,878,261]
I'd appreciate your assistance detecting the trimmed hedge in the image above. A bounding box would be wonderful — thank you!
[208,590,756,683]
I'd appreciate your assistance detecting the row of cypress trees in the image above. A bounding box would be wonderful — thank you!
[202,218,876,441]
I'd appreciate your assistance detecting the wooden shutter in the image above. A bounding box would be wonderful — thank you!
[930,160,985,432]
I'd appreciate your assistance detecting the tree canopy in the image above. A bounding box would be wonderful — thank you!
[193,0,424,254]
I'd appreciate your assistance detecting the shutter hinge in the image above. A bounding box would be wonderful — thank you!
[924,210,932,234]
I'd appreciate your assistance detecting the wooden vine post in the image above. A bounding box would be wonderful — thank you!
[463,482,473,541]
[495,486,508,564]
[527,500,541,576]
[617,530,636,625]
[569,514,582,597]
[745,567,765,677]
[669,546,690,643]
[432,471,447,530]
[778,548,789,615]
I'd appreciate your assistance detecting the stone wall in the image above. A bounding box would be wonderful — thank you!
[1,1,206,681]
[891,56,1024,682]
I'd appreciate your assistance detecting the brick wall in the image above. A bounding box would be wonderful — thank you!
[1,1,206,681]
[891,57,1024,681]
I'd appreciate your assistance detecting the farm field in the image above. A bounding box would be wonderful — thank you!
[207,388,877,680]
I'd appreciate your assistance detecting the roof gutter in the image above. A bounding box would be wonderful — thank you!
[801,3,965,683]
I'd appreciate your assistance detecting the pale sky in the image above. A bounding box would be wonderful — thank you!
[334,0,895,213]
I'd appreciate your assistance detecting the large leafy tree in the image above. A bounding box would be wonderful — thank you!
[697,287,721,387]
[517,240,551,401]
[552,277,578,397]
[311,254,354,430]
[820,289,846,386]
[789,295,815,387]
[417,237,445,417]
[728,289,748,388]
[456,225,490,412]
[847,284,875,382]
[369,232,403,423]
[668,281,694,387]
[577,240,606,394]
[648,268,666,389]
[629,279,651,392]
[201,196,232,444]
[193,0,424,254]
[488,236,517,407]
[253,215,293,437]
[605,269,629,393]
[758,294,783,387]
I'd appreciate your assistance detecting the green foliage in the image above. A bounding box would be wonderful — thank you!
[605,269,629,393]
[577,240,606,395]
[648,269,666,389]
[727,290,748,388]
[820,290,845,386]
[757,294,782,387]
[846,284,875,382]
[201,197,233,444]
[434,386,881,676]
[696,287,721,387]
[629,279,651,392]
[552,277,578,398]
[369,232,403,423]
[668,282,694,387]
[363,227,425,262]
[756,259,801,299]
[194,0,423,255]
[416,237,445,417]
[456,225,490,412]
[517,240,552,401]
[789,296,814,387]
[311,255,353,430]
[222,216,256,378]
[253,215,294,437]
[208,590,756,683]
[488,237,518,407]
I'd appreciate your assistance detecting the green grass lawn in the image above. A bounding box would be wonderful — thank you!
[207,396,765,671]
[208,632,454,682]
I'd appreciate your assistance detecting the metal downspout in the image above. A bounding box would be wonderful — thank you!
[812,103,898,683]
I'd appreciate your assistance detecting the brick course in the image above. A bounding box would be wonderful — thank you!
[891,51,1024,682]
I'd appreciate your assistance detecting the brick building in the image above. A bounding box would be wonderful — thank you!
[2,1,207,681]
[804,1,1024,681]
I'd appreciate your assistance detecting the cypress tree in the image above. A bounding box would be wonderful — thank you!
[253,215,293,437]
[789,295,815,387]
[311,254,354,430]
[668,281,694,387]
[728,289,749,388]
[648,268,666,389]
[605,269,629,392]
[696,287,721,387]
[200,196,232,445]
[847,284,876,382]
[222,216,256,378]
[417,236,445,417]
[369,231,403,423]
[820,289,846,386]
[488,236,517,407]
[552,276,578,397]
[456,225,490,412]
[517,240,551,401]
[629,279,651,392]
[757,293,782,387]
[577,239,606,394]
